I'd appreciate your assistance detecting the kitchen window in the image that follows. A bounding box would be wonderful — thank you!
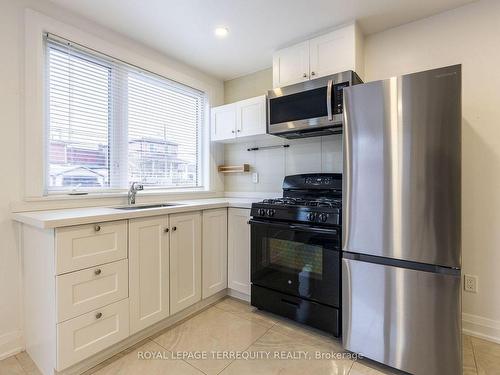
[45,34,205,193]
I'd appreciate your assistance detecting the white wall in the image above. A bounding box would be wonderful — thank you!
[365,0,500,343]
[224,68,273,103]
[224,135,343,194]
[0,0,223,359]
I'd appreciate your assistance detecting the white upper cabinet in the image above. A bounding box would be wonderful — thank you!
[272,23,364,88]
[272,41,310,87]
[211,95,267,142]
[211,103,237,141]
[237,95,267,138]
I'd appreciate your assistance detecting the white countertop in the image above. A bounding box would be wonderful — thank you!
[12,198,260,229]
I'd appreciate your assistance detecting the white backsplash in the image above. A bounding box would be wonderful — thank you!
[223,134,343,193]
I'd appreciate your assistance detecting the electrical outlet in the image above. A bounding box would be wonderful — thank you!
[252,172,259,184]
[464,275,478,293]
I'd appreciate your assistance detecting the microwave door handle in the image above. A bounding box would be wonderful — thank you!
[327,79,333,121]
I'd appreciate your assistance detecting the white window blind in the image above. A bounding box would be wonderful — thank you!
[45,34,205,193]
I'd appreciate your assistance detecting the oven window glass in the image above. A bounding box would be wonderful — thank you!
[267,238,323,279]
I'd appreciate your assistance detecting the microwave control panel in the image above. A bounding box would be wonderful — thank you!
[333,82,350,115]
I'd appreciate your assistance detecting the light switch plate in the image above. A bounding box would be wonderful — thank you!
[252,172,259,183]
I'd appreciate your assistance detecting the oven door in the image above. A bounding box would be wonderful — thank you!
[250,219,341,307]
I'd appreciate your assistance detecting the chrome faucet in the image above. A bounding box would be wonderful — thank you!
[128,182,144,205]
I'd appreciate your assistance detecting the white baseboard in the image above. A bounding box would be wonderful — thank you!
[463,313,500,344]
[0,330,23,360]
[227,288,250,302]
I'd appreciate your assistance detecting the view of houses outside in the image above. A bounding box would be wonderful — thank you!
[48,137,196,189]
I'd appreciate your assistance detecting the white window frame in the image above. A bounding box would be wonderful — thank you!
[24,9,218,199]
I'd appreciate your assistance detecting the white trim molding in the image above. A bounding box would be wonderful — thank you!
[463,313,500,344]
[0,330,23,360]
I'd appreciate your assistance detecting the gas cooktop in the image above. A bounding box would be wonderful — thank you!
[251,173,342,226]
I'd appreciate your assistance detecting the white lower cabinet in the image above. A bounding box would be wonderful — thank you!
[128,216,170,334]
[202,208,228,298]
[227,208,251,295]
[21,206,252,374]
[169,211,202,315]
[57,298,129,371]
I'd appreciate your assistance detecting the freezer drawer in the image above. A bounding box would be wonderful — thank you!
[342,258,461,375]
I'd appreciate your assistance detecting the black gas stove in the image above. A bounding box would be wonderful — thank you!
[250,173,342,336]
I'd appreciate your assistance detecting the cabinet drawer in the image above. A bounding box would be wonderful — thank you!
[56,259,128,323]
[57,299,129,370]
[56,221,127,274]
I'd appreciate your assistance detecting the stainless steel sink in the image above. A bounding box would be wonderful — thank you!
[114,203,181,210]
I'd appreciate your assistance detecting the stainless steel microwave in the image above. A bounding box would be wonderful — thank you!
[267,71,362,139]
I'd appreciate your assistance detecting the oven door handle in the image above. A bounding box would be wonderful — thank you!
[249,219,338,235]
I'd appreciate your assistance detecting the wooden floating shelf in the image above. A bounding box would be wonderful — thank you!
[218,164,250,173]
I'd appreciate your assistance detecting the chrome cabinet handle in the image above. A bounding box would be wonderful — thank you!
[302,73,307,78]
[94,224,101,232]
[172,226,177,231]
[327,79,333,121]
[95,312,102,319]
[237,129,241,132]
[311,71,316,76]
[231,130,235,133]
[164,228,169,233]
[94,268,102,276]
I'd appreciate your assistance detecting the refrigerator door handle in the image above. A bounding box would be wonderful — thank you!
[341,259,352,347]
[342,90,352,251]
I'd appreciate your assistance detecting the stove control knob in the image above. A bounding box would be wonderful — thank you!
[307,212,316,221]
[319,213,328,223]
[258,208,266,216]
[266,209,275,217]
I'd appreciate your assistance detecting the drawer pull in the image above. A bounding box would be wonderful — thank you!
[94,225,101,232]
[164,228,169,233]
[94,268,102,276]
[95,312,103,319]
[172,226,177,232]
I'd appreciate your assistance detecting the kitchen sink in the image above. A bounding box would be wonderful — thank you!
[114,203,181,210]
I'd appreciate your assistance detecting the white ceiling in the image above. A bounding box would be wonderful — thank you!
[49,0,475,81]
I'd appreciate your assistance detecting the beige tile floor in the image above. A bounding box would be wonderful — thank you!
[1,297,499,375]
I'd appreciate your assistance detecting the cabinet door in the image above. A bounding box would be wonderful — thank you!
[309,26,355,79]
[227,208,251,295]
[170,211,202,314]
[211,103,237,141]
[202,208,228,299]
[272,41,310,88]
[236,95,267,138]
[129,216,170,334]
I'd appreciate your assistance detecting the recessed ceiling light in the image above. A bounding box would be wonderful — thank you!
[214,26,229,38]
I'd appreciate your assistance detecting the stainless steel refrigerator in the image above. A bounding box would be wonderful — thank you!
[342,65,462,375]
